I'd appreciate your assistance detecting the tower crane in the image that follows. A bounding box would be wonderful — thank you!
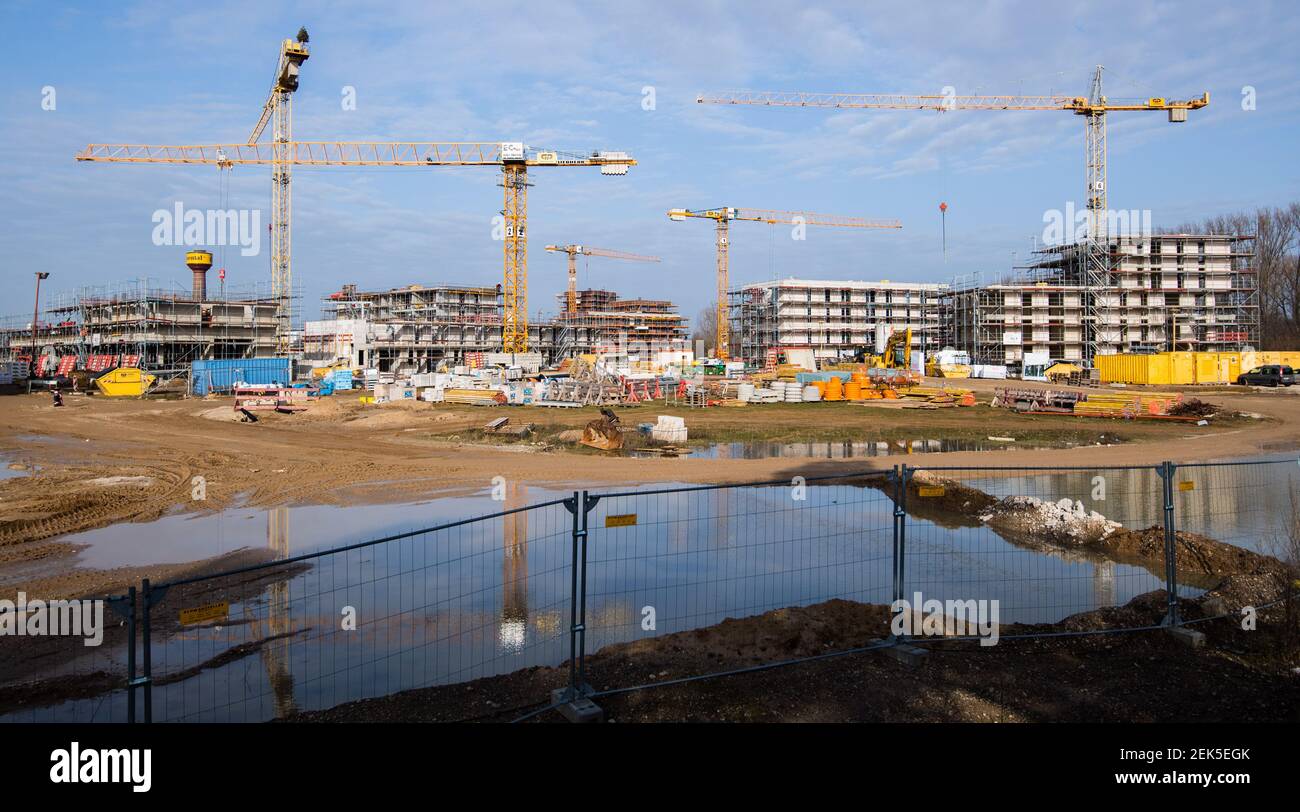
[667,208,901,360]
[76,33,634,355]
[544,245,660,315]
[248,29,310,352]
[697,67,1209,362]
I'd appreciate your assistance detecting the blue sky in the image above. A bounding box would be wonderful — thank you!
[2,0,1297,326]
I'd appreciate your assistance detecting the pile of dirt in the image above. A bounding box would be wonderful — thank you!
[1097,526,1292,607]
[1168,398,1218,417]
[288,594,1300,723]
[980,495,1121,547]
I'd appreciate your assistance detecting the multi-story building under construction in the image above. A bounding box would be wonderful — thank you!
[950,234,1258,365]
[728,278,949,368]
[304,283,690,374]
[1,262,278,374]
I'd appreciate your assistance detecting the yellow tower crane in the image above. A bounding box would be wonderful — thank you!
[76,34,634,356]
[667,208,901,360]
[697,67,1209,362]
[544,245,661,315]
[247,29,310,352]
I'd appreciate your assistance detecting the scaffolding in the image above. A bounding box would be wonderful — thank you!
[1,277,281,375]
[729,278,948,368]
[309,283,691,374]
[949,234,1259,366]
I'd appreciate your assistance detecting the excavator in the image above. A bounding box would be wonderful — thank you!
[851,328,912,369]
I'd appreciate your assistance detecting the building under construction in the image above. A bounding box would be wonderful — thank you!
[303,283,689,374]
[728,278,949,368]
[950,234,1258,366]
[1,254,278,375]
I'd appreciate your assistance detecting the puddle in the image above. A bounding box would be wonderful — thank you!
[10,466,1249,722]
[628,438,1070,459]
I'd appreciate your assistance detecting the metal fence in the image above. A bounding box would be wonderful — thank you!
[2,457,1296,723]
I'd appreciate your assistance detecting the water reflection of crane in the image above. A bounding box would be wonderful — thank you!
[264,506,298,717]
[499,482,529,653]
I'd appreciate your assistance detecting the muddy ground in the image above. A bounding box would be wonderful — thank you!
[0,377,1296,599]
[290,594,1300,723]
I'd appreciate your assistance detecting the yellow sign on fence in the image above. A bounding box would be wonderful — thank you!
[179,602,230,626]
[605,514,638,528]
[918,486,946,498]
[1178,481,1195,492]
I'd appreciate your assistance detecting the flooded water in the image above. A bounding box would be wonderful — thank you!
[7,457,1291,723]
[628,437,1076,460]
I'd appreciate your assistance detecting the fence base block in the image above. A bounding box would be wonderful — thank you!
[551,688,605,723]
[880,639,929,667]
[1165,626,1206,649]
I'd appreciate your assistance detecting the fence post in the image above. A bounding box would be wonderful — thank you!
[891,464,910,640]
[576,489,594,693]
[1159,461,1180,626]
[126,586,137,723]
[563,491,581,701]
[553,490,603,722]
[141,578,154,722]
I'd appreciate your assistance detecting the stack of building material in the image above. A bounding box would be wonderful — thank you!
[443,388,506,406]
[1075,391,1182,418]
[651,415,688,444]
[992,388,1085,413]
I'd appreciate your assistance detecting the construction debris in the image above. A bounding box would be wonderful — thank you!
[581,409,624,451]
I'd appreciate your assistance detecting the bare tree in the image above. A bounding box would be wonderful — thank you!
[1164,203,1300,348]
[691,302,718,352]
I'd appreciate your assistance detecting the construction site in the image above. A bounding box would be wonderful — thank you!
[2,14,1298,747]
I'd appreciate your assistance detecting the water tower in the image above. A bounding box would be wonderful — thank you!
[186,250,213,301]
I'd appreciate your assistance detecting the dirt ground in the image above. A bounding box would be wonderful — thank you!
[1,377,1298,598]
[289,594,1300,723]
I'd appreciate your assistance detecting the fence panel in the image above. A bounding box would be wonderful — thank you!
[1170,458,1300,555]
[900,465,1175,626]
[141,499,572,722]
[580,474,896,668]
[0,591,134,723]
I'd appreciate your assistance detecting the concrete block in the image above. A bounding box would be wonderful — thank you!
[551,687,605,723]
[880,640,929,667]
[1166,626,1206,649]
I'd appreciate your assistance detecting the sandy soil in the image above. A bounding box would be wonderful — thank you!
[1,379,1298,597]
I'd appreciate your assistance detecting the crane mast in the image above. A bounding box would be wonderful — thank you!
[697,67,1208,364]
[544,244,661,315]
[667,207,901,360]
[76,32,634,358]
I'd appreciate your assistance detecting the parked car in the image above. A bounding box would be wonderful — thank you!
[1235,365,1295,387]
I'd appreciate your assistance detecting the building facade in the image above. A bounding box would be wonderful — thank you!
[729,278,949,368]
[951,234,1258,365]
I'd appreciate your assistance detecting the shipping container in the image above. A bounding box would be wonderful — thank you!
[191,358,292,396]
[1099,351,1249,385]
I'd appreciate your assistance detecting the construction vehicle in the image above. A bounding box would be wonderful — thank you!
[77,33,635,355]
[926,348,972,379]
[544,245,660,314]
[667,207,900,360]
[698,68,1208,365]
[847,327,913,369]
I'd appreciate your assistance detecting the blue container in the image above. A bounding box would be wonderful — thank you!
[331,369,353,390]
[191,358,292,396]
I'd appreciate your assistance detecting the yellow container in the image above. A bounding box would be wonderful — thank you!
[94,367,156,397]
[1167,352,1194,385]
